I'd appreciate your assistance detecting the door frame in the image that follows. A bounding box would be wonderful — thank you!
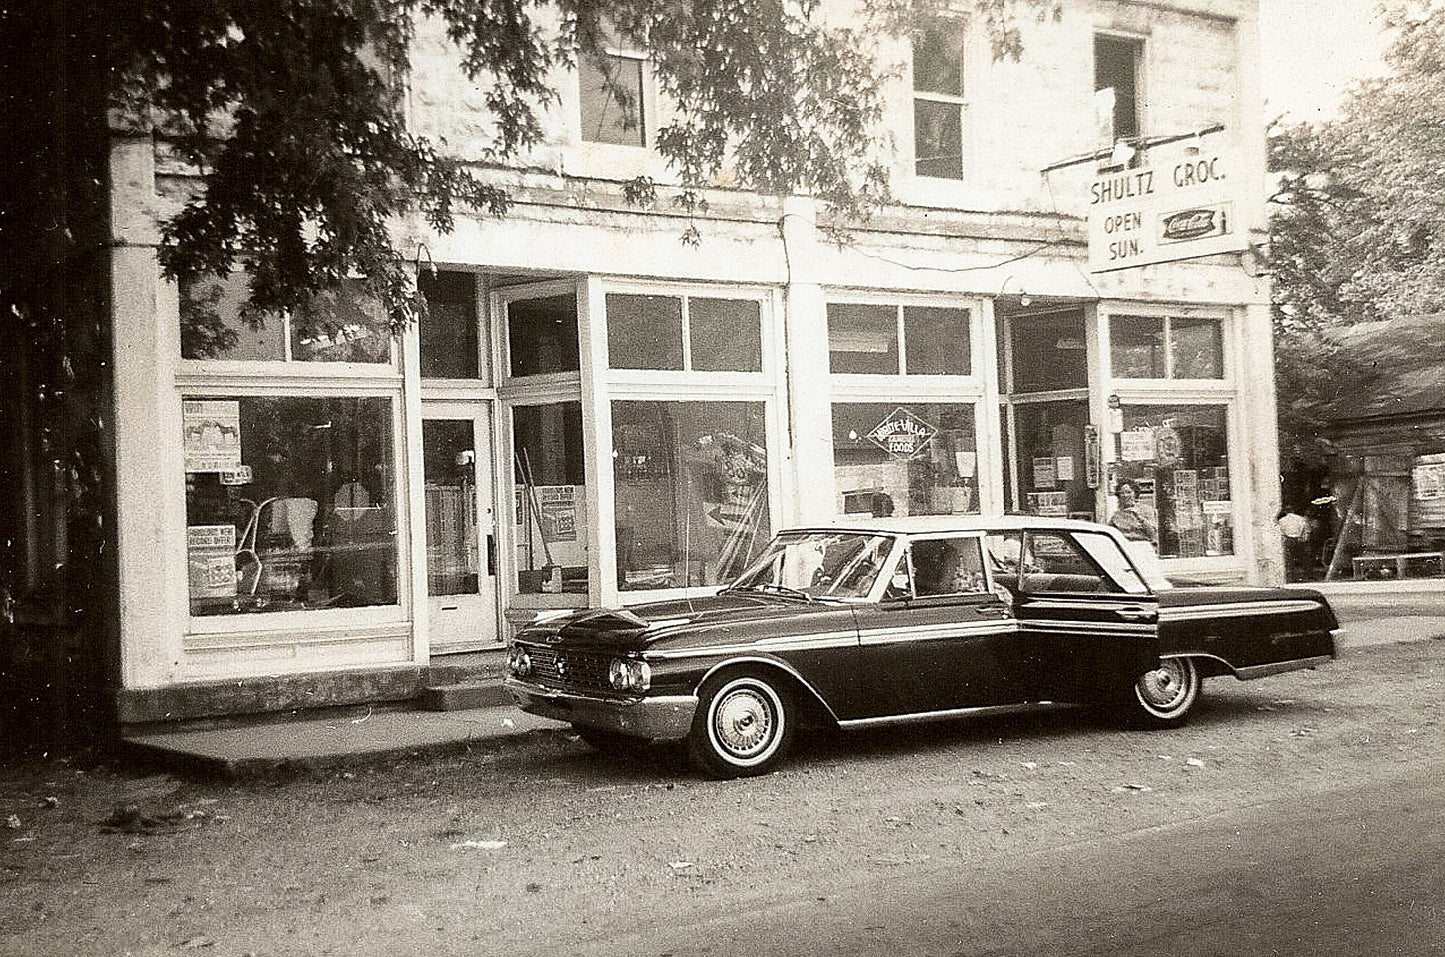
[419,400,502,655]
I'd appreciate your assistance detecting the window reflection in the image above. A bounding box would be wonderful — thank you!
[580,52,646,146]
[179,274,391,363]
[613,401,770,589]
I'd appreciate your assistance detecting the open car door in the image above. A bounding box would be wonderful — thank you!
[986,528,1161,704]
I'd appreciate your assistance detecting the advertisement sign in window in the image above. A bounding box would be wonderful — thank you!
[182,399,242,472]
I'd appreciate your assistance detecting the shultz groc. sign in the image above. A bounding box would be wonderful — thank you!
[1088,151,1248,272]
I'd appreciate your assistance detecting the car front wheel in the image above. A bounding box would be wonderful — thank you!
[1125,656,1201,726]
[688,672,795,778]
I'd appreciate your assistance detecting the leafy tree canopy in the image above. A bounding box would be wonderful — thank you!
[96,0,1061,333]
[1267,1,1445,466]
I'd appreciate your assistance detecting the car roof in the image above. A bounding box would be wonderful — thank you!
[781,515,1118,537]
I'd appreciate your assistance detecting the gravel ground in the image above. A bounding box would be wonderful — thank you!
[2,639,1440,957]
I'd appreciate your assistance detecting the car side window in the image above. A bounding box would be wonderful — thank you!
[908,537,988,597]
[984,532,1025,589]
[1072,531,1151,595]
[1014,532,1116,594]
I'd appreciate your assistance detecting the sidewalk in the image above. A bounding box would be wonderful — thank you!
[120,703,571,779]
[121,596,1445,779]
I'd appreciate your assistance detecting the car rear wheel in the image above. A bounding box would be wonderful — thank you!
[688,673,795,778]
[1125,656,1201,726]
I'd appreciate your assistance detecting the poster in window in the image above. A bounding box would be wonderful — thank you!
[538,486,578,542]
[182,399,242,472]
[1120,428,1156,462]
[866,407,937,460]
[1032,456,1057,489]
[1415,456,1445,500]
[187,524,236,600]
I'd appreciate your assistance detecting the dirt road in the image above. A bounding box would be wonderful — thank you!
[2,639,1440,956]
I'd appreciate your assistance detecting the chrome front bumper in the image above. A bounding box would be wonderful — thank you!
[504,677,698,741]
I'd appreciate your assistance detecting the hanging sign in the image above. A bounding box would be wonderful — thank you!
[867,408,937,460]
[1088,149,1249,272]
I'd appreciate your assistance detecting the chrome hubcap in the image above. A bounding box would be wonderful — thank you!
[714,688,773,758]
[1138,660,1189,709]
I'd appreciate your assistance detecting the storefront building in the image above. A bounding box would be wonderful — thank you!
[108,0,1282,725]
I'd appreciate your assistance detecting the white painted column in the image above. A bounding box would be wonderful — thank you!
[778,198,835,526]
[1240,301,1284,585]
[109,132,183,688]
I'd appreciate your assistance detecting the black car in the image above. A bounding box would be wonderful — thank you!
[506,517,1340,778]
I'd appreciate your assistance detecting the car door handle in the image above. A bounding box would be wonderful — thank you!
[1116,606,1156,622]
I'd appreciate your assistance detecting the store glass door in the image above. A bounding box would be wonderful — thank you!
[422,405,498,652]
[1007,399,1097,521]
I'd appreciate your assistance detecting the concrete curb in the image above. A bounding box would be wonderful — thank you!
[120,707,571,779]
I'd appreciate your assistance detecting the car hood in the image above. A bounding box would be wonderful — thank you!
[518,591,849,652]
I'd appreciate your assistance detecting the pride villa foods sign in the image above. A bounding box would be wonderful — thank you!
[1087,150,1248,271]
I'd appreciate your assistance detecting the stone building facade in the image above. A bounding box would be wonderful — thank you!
[104,0,1282,726]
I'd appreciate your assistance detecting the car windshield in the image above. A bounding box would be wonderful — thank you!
[726,531,895,602]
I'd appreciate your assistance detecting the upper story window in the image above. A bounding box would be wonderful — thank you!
[579,49,647,146]
[180,271,390,364]
[606,293,763,372]
[1111,315,1224,380]
[828,302,971,376]
[912,27,965,179]
[1094,35,1142,145]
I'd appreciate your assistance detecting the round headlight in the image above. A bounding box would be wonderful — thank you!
[510,648,532,678]
[608,657,630,690]
[608,658,651,691]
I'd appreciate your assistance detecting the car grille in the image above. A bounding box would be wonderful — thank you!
[527,647,612,692]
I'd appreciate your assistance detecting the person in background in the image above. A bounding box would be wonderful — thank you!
[1277,506,1309,580]
[1109,479,1158,543]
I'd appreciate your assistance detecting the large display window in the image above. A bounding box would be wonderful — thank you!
[827,303,970,376]
[1110,315,1224,380]
[1112,404,1233,558]
[612,400,770,589]
[832,402,980,518]
[183,396,399,615]
[606,293,762,372]
[512,402,589,595]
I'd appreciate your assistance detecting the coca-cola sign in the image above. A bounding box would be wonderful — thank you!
[1161,206,1226,243]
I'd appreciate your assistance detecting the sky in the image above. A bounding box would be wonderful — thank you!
[1258,0,1392,121]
